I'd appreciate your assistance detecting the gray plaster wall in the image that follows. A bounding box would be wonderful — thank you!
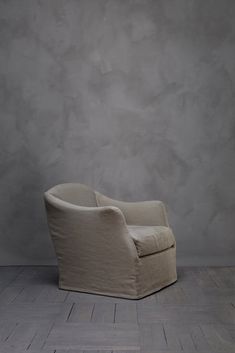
[0,0,235,266]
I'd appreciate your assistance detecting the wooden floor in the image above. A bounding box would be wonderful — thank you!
[0,266,234,352]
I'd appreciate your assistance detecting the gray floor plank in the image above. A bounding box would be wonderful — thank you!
[115,302,138,323]
[91,303,115,323]
[200,324,235,352]
[194,268,220,288]
[162,322,184,350]
[177,267,218,289]
[11,266,58,286]
[0,321,18,342]
[1,346,54,353]
[208,267,235,288]
[156,285,187,304]
[3,322,38,350]
[137,303,235,324]
[81,351,112,353]
[178,333,197,351]
[67,303,94,323]
[28,322,54,350]
[44,322,139,350]
[55,350,84,353]
[11,267,40,286]
[0,266,23,288]
[36,285,68,303]
[0,286,24,305]
[0,302,73,322]
[139,323,167,351]
[190,325,212,350]
[182,286,235,305]
[14,285,44,302]
[0,266,234,352]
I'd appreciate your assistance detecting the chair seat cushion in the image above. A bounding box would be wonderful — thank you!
[128,225,175,257]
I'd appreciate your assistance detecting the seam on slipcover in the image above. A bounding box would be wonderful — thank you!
[138,243,176,258]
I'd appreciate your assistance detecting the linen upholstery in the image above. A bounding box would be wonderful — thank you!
[49,183,97,207]
[96,192,169,226]
[44,183,177,299]
[128,225,175,257]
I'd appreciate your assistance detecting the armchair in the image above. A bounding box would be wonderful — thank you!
[44,183,177,299]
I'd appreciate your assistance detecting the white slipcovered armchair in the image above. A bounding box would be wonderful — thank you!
[44,183,177,299]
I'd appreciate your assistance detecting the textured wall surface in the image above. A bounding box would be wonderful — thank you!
[0,0,235,265]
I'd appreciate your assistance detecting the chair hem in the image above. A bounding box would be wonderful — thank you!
[59,276,177,300]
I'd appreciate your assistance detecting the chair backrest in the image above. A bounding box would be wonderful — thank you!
[47,183,97,207]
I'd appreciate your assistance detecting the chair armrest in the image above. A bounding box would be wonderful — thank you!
[44,193,138,263]
[96,192,169,227]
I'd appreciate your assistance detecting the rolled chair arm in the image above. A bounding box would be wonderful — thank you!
[44,192,139,295]
[44,192,137,247]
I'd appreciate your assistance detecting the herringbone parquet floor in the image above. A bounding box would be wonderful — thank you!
[0,266,234,352]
